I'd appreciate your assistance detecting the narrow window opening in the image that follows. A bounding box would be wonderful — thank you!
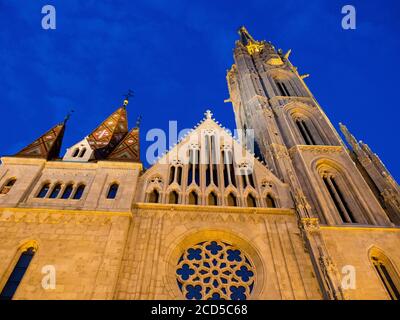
[227,193,237,207]
[36,183,50,198]
[266,194,276,208]
[0,247,35,300]
[323,176,347,223]
[79,148,87,158]
[169,191,179,204]
[194,150,200,185]
[296,119,311,145]
[61,184,73,199]
[371,254,400,300]
[107,183,119,199]
[176,167,182,185]
[248,173,255,188]
[148,189,159,203]
[247,194,257,207]
[208,192,218,206]
[282,82,291,96]
[0,178,16,195]
[72,185,85,200]
[189,191,198,205]
[169,166,175,185]
[72,148,79,158]
[302,121,317,145]
[276,82,286,96]
[49,183,62,199]
[331,177,356,223]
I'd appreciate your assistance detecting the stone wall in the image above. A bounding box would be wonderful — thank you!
[115,203,322,300]
[0,208,131,300]
[320,226,400,300]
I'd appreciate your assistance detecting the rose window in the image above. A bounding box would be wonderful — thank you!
[176,241,255,300]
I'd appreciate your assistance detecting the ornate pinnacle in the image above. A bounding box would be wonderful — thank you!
[123,89,134,106]
[135,115,142,128]
[63,109,74,125]
[204,110,213,119]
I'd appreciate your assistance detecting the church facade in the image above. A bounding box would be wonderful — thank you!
[0,27,399,300]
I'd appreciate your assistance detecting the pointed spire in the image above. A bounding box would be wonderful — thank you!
[237,26,265,55]
[135,115,142,128]
[360,141,389,174]
[238,26,257,46]
[14,122,66,160]
[87,107,128,159]
[339,122,359,151]
[122,89,134,107]
[107,128,140,162]
[63,109,74,125]
[204,110,213,119]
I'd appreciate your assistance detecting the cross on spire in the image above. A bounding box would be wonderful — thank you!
[135,115,142,128]
[63,109,74,125]
[123,89,134,106]
[205,110,213,119]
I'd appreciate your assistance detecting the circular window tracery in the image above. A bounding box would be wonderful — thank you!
[176,241,255,300]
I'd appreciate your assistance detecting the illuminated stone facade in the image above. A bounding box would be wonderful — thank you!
[0,27,399,300]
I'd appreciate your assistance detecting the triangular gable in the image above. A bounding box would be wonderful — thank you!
[107,128,140,162]
[14,122,65,160]
[142,110,284,186]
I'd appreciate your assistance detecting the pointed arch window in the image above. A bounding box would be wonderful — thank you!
[211,136,219,187]
[0,247,36,300]
[248,173,255,188]
[370,250,400,300]
[205,135,219,187]
[275,80,290,96]
[79,148,87,158]
[107,183,119,199]
[208,192,218,206]
[295,119,316,145]
[189,191,199,205]
[36,183,50,198]
[205,137,211,186]
[241,170,248,188]
[240,167,255,189]
[61,184,73,199]
[72,184,85,200]
[0,178,16,195]
[169,166,176,185]
[188,149,200,186]
[148,189,160,203]
[266,194,276,208]
[247,194,257,207]
[322,175,356,224]
[176,167,183,185]
[169,191,179,204]
[227,193,237,207]
[223,150,236,188]
[49,183,62,199]
[72,148,80,158]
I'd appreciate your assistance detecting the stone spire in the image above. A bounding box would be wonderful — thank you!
[238,26,257,46]
[339,123,360,152]
[340,123,400,224]
[237,26,264,55]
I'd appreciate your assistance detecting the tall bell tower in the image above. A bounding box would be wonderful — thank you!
[226,26,397,226]
[226,26,400,299]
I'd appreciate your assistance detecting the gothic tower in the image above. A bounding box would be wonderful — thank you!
[227,27,400,299]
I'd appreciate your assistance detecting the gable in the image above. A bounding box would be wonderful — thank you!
[137,111,292,208]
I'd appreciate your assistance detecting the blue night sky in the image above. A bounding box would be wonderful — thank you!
[0,0,398,179]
